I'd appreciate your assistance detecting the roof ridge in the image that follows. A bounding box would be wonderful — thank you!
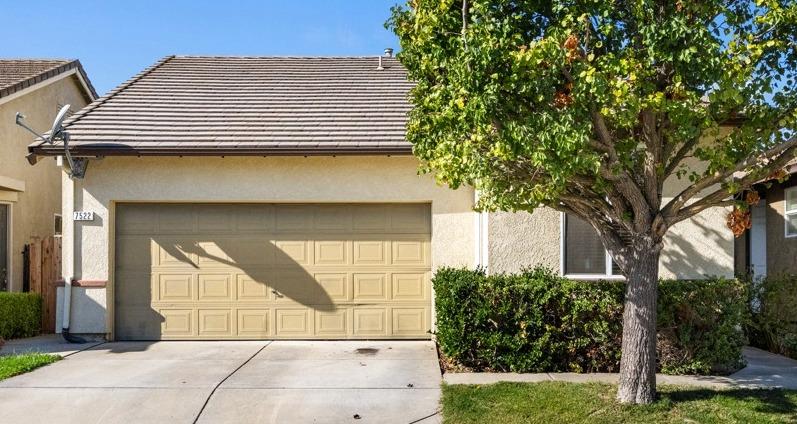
[172,55,398,59]
[56,56,176,137]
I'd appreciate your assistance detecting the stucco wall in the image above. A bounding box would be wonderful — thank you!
[61,155,477,336]
[0,74,91,291]
[766,181,797,274]
[487,205,733,279]
[487,154,735,279]
[488,209,560,274]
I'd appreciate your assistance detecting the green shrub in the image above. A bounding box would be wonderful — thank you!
[749,274,797,359]
[434,267,747,375]
[657,278,748,374]
[0,293,42,340]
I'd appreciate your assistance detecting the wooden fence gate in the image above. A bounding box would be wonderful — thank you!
[27,236,61,333]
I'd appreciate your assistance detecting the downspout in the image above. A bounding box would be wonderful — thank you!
[474,190,489,271]
[59,157,85,343]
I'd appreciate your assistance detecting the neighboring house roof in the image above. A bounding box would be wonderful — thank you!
[0,59,97,102]
[29,55,413,157]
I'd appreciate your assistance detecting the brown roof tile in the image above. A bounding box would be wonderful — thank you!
[0,59,97,101]
[30,55,413,156]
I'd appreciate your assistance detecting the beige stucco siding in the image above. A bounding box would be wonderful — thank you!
[0,75,91,290]
[61,156,477,335]
[487,155,735,279]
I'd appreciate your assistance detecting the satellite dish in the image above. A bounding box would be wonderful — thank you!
[16,104,87,179]
[15,103,72,144]
[50,104,71,139]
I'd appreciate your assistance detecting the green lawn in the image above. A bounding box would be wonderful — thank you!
[442,381,797,423]
[0,353,60,380]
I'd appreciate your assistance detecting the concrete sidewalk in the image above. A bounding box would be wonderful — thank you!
[444,346,797,390]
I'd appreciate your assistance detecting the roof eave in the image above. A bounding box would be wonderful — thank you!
[29,145,414,158]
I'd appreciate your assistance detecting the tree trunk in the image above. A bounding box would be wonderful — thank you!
[617,240,661,404]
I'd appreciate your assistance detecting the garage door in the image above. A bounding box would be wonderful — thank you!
[114,203,432,340]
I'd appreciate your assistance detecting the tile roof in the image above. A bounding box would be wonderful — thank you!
[0,59,97,100]
[30,55,414,157]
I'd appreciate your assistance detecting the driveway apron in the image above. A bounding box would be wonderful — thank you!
[0,340,441,424]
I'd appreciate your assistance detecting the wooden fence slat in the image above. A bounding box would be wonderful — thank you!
[26,236,59,333]
[29,237,41,295]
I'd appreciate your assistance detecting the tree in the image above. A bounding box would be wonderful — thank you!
[389,0,797,404]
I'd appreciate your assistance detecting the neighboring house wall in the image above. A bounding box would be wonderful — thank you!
[765,179,797,275]
[0,76,90,291]
[57,156,478,334]
[487,157,735,279]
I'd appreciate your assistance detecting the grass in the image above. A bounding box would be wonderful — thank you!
[0,353,60,380]
[442,381,797,423]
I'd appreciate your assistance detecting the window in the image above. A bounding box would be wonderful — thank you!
[562,212,622,278]
[786,187,797,238]
[0,204,8,291]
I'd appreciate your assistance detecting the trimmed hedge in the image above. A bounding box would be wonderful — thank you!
[0,293,42,340]
[434,267,747,375]
[749,274,797,359]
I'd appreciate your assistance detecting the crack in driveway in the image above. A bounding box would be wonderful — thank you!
[192,341,272,423]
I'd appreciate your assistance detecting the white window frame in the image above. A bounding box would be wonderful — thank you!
[0,201,11,291]
[559,212,625,280]
[785,186,797,238]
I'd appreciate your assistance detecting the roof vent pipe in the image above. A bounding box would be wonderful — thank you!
[384,48,394,57]
[377,56,384,71]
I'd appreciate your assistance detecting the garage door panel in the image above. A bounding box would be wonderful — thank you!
[353,273,388,301]
[314,273,349,301]
[353,308,388,336]
[157,274,194,301]
[315,310,348,336]
[155,240,198,268]
[237,308,270,337]
[197,205,236,232]
[235,204,274,232]
[275,308,312,336]
[160,309,194,336]
[315,205,352,232]
[116,203,431,340]
[392,308,428,336]
[221,238,273,266]
[352,205,388,232]
[275,205,313,231]
[236,274,271,301]
[156,205,196,233]
[274,240,311,265]
[115,236,153,270]
[314,240,349,265]
[114,272,152,307]
[391,273,428,301]
[392,240,428,266]
[197,274,233,301]
[389,204,432,233]
[198,309,233,336]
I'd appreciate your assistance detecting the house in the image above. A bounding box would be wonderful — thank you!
[25,55,734,340]
[0,59,96,292]
[735,160,797,279]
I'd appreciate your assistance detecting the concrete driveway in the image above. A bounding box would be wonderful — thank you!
[0,340,441,424]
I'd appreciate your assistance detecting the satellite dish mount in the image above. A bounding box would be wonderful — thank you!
[15,104,88,179]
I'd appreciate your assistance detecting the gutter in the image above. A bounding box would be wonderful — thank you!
[60,163,85,343]
[28,146,414,159]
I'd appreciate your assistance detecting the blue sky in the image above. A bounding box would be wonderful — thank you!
[1,0,401,95]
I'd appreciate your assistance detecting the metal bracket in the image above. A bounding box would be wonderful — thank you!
[68,158,89,179]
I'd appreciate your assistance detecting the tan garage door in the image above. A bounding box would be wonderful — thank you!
[114,203,432,340]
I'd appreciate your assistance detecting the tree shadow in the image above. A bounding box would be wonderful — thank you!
[658,386,797,415]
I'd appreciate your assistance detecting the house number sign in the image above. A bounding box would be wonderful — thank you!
[73,211,95,221]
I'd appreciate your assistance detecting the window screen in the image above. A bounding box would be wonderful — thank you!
[786,187,797,237]
[564,213,607,275]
